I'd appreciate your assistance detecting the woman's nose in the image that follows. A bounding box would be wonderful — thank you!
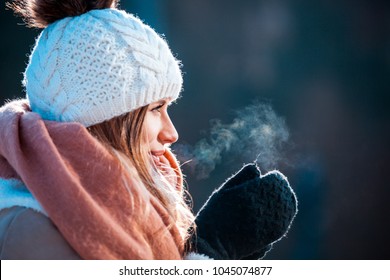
[159,115,179,145]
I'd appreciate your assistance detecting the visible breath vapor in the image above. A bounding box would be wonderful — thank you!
[174,102,289,179]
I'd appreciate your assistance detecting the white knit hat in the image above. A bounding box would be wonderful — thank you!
[24,8,183,127]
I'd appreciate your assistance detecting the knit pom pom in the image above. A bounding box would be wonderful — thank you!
[6,0,118,28]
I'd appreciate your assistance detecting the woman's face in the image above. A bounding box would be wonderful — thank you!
[144,98,179,157]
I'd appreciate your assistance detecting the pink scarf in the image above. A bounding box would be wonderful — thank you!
[0,100,184,259]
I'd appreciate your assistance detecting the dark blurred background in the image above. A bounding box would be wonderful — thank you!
[1,0,390,259]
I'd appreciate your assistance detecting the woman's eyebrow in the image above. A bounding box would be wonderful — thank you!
[152,100,165,106]
[160,99,171,106]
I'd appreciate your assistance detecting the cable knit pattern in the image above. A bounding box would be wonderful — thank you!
[25,8,182,127]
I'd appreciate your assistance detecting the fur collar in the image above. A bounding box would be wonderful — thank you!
[0,178,46,215]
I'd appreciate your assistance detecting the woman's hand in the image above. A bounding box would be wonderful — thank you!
[153,154,179,189]
[192,164,298,260]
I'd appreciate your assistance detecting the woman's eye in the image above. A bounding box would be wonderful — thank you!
[152,104,163,112]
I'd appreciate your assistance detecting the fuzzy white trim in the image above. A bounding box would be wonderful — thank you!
[0,178,47,215]
[184,252,214,260]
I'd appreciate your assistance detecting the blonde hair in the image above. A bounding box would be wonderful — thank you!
[87,106,195,252]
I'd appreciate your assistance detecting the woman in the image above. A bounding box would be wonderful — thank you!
[0,0,298,260]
